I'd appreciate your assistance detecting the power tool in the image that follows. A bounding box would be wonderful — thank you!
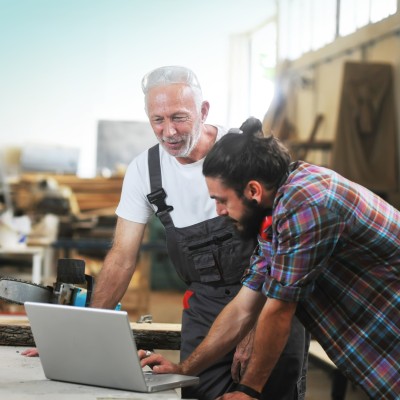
[0,258,117,308]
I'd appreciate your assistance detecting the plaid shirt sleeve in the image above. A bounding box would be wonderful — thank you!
[241,238,271,291]
[262,203,345,302]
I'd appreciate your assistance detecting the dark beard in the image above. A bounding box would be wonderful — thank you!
[233,198,272,240]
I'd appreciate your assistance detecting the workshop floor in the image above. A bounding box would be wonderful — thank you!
[138,290,369,400]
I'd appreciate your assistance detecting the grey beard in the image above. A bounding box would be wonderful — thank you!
[176,121,202,158]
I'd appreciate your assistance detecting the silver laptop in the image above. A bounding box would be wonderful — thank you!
[24,302,199,392]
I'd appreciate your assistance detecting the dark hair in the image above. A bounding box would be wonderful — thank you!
[203,117,291,196]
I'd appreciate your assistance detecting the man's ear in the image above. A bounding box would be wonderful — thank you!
[244,180,263,203]
[201,101,210,122]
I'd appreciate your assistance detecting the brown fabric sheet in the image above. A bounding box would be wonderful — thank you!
[331,61,398,193]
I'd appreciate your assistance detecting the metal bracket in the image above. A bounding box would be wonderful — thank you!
[137,314,153,323]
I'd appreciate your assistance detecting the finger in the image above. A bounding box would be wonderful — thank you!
[145,357,180,374]
[240,362,247,380]
[138,349,147,360]
[138,350,153,360]
[231,359,240,382]
[21,348,39,357]
[140,353,164,368]
[138,349,154,360]
[152,364,173,374]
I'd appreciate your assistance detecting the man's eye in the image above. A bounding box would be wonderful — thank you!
[173,115,189,122]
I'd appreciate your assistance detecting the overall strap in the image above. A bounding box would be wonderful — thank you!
[147,144,174,228]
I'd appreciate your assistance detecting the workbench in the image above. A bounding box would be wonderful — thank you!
[1,317,354,400]
[0,345,182,399]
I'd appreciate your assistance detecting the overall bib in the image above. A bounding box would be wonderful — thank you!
[147,145,308,400]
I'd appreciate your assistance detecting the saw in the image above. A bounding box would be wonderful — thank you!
[0,278,52,305]
[0,258,96,307]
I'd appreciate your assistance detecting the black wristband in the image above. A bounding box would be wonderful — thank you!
[235,383,262,399]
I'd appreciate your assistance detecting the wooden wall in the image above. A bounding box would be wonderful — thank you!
[281,13,400,207]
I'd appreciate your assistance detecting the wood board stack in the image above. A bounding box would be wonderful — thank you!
[10,174,123,213]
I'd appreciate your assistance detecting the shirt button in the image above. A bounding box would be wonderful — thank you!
[225,289,231,295]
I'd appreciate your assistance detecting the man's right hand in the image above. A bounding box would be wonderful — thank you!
[138,350,183,374]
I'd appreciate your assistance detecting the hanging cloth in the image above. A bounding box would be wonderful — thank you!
[331,61,398,193]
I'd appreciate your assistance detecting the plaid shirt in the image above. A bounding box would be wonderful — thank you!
[242,162,400,399]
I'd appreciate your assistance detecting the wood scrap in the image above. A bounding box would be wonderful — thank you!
[0,318,181,350]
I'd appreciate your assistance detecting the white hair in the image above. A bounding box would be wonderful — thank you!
[141,65,203,113]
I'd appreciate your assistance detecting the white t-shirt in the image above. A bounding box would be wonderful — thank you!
[116,125,226,228]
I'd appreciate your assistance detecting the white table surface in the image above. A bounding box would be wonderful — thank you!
[0,346,182,399]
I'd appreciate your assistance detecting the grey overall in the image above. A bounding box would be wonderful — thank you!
[147,144,308,400]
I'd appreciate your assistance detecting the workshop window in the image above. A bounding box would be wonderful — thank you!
[278,0,398,60]
[339,0,397,35]
[250,20,277,121]
[278,0,337,60]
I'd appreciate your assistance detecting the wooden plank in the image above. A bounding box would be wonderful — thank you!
[0,317,181,350]
[10,174,123,212]
[131,322,181,350]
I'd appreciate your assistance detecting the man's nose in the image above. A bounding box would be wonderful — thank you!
[163,120,177,137]
[216,203,228,216]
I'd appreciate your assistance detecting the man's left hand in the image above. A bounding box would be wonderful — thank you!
[21,348,39,357]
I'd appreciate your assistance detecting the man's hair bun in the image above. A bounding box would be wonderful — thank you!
[239,117,264,138]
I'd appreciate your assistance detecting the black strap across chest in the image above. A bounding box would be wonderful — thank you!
[147,144,174,228]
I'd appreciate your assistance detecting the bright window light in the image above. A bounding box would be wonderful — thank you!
[370,0,397,23]
[279,0,398,60]
[250,22,277,119]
